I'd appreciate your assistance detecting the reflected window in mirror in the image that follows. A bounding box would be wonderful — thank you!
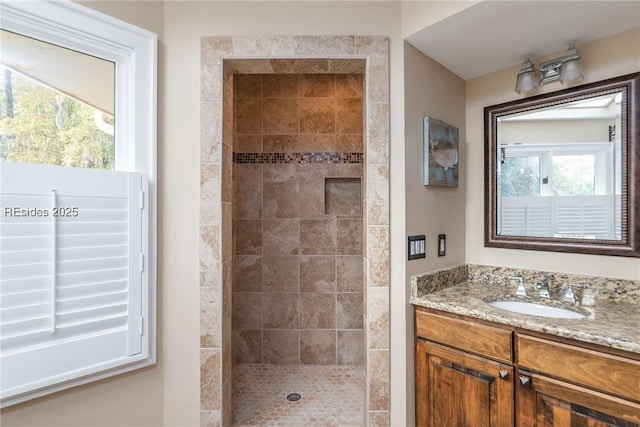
[485,73,639,257]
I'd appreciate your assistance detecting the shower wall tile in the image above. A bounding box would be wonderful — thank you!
[299,74,335,97]
[222,203,233,263]
[270,58,329,74]
[369,411,390,427]
[298,179,325,219]
[337,219,363,256]
[262,256,299,292]
[234,74,263,98]
[235,98,262,134]
[260,36,296,57]
[200,225,221,287]
[300,293,335,329]
[367,103,390,164]
[200,410,221,427]
[263,293,299,329]
[300,255,336,293]
[367,226,389,287]
[337,256,363,292]
[337,330,364,365]
[222,81,234,146]
[367,64,389,103]
[367,287,389,349]
[263,163,297,183]
[336,293,363,329]
[234,164,262,183]
[336,98,363,134]
[262,219,299,255]
[235,135,262,153]
[293,36,355,56]
[263,98,298,135]
[337,134,363,152]
[263,182,299,218]
[263,135,298,153]
[336,74,364,98]
[300,330,336,364]
[234,330,262,364]
[234,220,262,255]
[234,181,262,219]
[222,143,233,203]
[200,348,221,410]
[234,255,262,292]
[263,330,299,364]
[263,74,298,97]
[201,286,222,348]
[367,164,390,226]
[232,72,368,366]
[200,101,222,164]
[201,62,221,100]
[299,98,336,134]
[368,349,389,411]
[300,219,336,255]
[234,293,262,330]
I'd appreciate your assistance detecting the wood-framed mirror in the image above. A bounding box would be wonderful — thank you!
[485,72,639,257]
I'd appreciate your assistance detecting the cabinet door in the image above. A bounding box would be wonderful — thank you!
[416,340,514,427]
[516,370,640,427]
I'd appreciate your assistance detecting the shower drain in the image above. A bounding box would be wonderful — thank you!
[286,393,302,402]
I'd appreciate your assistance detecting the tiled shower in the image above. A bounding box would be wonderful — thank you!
[200,36,391,427]
[230,73,366,424]
[233,73,365,365]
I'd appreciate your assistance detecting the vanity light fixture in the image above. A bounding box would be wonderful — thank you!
[515,44,583,94]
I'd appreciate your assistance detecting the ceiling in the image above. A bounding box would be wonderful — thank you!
[406,1,640,81]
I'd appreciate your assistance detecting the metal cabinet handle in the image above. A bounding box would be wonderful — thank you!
[519,375,531,386]
[499,370,509,379]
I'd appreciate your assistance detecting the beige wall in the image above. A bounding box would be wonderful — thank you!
[402,41,467,427]
[0,2,166,427]
[466,27,640,281]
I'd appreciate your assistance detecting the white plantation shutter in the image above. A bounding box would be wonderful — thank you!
[0,161,148,401]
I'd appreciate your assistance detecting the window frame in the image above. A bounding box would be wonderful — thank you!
[0,0,157,407]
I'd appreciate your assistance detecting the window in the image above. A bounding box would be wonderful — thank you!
[498,143,617,239]
[0,0,156,407]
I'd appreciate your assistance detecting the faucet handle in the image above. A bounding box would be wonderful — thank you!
[563,284,586,304]
[508,276,527,297]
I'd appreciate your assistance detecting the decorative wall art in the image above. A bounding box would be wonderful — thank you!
[423,117,459,187]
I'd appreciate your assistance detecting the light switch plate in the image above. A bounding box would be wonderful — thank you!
[408,235,426,260]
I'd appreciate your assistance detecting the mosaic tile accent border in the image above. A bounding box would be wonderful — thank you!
[233,152,363,164]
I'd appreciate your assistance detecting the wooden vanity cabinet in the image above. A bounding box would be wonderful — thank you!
[415,340,514,427]
[415,307,640,427]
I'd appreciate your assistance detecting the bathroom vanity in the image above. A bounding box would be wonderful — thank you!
[411,264,640,427]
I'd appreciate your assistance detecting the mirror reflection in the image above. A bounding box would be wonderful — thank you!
[496,93,622,240]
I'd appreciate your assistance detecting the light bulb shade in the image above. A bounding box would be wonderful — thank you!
[515,67,538,94]
[559,57,582,83]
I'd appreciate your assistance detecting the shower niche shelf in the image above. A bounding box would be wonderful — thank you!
[324,177,362,217]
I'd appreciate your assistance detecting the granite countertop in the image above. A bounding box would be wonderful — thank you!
[410,265,640,355]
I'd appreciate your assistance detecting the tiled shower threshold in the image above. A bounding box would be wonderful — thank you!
[232,364,365,426]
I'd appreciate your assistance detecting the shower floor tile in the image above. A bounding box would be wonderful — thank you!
[232,364,365,427]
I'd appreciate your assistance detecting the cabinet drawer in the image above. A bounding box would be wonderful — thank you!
[517,334,640,402]
[415,309,512,363]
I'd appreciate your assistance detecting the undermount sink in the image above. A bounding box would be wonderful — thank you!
[487,301,587,319]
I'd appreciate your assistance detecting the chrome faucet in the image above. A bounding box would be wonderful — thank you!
[509,276,527,297]
[535,276,551,298]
